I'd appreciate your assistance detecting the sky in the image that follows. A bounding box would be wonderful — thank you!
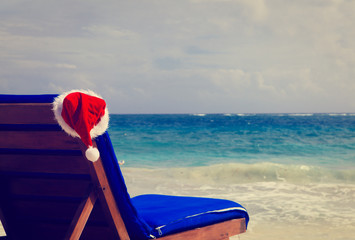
[1,0,355,114]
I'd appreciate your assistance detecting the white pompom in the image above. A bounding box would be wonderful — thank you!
[85,147,100,162]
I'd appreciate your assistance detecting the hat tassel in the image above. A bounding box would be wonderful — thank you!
[85,146,100,162]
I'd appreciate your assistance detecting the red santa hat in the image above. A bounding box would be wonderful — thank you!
[52,90,109,162]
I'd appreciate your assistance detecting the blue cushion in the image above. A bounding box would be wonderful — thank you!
[132,194,249,237]
[96,133,154,240]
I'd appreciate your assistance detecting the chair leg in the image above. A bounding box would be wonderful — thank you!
[64,187,98,240]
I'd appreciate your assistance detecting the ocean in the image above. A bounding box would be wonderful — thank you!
[109,113,355,240]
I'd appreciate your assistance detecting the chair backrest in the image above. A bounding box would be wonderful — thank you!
[0,95,138,239]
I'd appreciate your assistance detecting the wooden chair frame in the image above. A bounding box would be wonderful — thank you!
[0,101,246,240]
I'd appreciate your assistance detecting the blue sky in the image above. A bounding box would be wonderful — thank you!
[1,0,355,113]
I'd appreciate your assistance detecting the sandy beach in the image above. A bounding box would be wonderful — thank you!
[0,222,4,236]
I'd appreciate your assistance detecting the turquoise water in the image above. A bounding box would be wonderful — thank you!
[108,113,355,171]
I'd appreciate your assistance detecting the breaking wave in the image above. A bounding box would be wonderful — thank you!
[122,162,355,185]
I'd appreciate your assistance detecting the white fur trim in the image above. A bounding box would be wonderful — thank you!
[52,89,109,141]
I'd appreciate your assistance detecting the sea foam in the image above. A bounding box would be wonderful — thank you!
[122,162,355,186]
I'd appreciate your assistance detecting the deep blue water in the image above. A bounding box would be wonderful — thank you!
[108,113,355,169]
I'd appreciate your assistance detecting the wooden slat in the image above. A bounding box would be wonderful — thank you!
[0,155,89,174]
[0,103,56,124]
[8,178,91,198]
[0,131,80,150]
[4,198,107,224]
[11,200,80,221]
[0,194,21,239]
[65,189,98,240]
[80,225,117,240]
[158,218,246,240]
[21,222,116,240]
[10,221,68,240]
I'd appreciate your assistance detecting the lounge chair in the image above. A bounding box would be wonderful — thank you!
[0,94,249,240]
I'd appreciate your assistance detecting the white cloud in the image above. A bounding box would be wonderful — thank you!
[55,63,77,69]
[239,0,268,22]
[210,69,252,93]
[83,25,139,39]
